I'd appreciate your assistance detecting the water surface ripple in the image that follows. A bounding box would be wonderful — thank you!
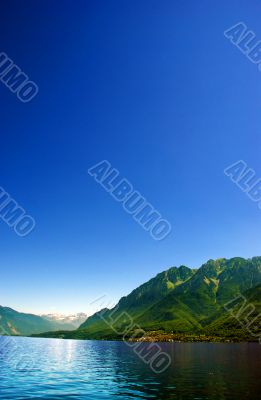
[0,337,260,399]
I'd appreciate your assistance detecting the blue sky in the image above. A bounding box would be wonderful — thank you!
[0,0,261,314]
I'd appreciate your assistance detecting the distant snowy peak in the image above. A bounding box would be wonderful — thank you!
[41,313,88,329]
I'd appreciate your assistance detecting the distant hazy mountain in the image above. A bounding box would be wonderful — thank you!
[33,257,261,341]
[41,313,87,329]
[0,307,81,336]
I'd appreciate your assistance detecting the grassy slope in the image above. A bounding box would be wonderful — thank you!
[32,257,261,341]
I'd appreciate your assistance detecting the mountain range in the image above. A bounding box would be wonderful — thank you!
[0,307,87,336]
[30,256,261,341]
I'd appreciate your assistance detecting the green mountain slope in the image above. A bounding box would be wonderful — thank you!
[0,307,77,336]
[204,283,261,340]
[134,257,261,332]
[32,257,261,341]
[79,266,194,329]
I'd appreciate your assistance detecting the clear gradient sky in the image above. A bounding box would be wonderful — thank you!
[0,0,260,315]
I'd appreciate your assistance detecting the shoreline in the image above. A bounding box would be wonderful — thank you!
[24,332,261,344]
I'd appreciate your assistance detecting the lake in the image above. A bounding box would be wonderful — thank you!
[0,337,260,399]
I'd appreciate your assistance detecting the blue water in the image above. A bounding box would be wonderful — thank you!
[0,337,260,399]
